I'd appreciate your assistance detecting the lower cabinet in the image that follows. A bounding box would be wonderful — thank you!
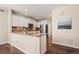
[21,35,40,54]
[9,33,46,54]
[10,34,19,48]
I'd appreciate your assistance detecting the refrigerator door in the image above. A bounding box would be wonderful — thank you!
[40,24,48,34]
[40,25,44,33]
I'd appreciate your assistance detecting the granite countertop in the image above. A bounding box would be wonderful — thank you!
[11,32,46,37]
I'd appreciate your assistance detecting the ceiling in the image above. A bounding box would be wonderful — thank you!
[0,4,67,20]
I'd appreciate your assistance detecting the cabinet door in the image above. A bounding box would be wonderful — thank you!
[24,18,30,27]
[34,22,40,27]
[19,17,25,27]
[21,35,40,54]
[12,15,19,26]
[10,34,19,47]
[12,15,27,27]
[16,35,24,51]
[10,33,24,52]
[30,19,34,24]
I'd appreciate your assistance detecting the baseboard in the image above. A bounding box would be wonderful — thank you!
[52,42,74,48]
[52,43,79,51]
[8,43,26,53]
[0,41,8,45]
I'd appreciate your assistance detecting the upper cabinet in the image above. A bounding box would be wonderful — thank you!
[12,15,24,26]
[29,19,40,27]
[12,15,29,27]
[24,18,30,27]
[34,22,40,27]
[39,20,47,25]
[12,15,19,26]
[11,14,41,28]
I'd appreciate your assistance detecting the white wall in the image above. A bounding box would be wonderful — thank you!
[0,11,8,44]
[52,5,79,48]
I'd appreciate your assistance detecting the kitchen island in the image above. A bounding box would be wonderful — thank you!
[9,32,46,54]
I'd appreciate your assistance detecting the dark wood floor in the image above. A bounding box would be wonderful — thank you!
[0,43,24,54]
[46,43,79,54]
[0,41,79,54]
[45,36,79,54]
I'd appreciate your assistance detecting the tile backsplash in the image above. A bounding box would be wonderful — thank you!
[12,26,40,32]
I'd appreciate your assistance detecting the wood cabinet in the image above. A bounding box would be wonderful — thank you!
[34,21,40,27]
[30,19,40,27]
[9,33,46,54]
[12,15,40,27]
[12,15,21,26]
[12,15,28,27]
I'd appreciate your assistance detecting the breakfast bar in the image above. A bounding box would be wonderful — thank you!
[9,32,46,54]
